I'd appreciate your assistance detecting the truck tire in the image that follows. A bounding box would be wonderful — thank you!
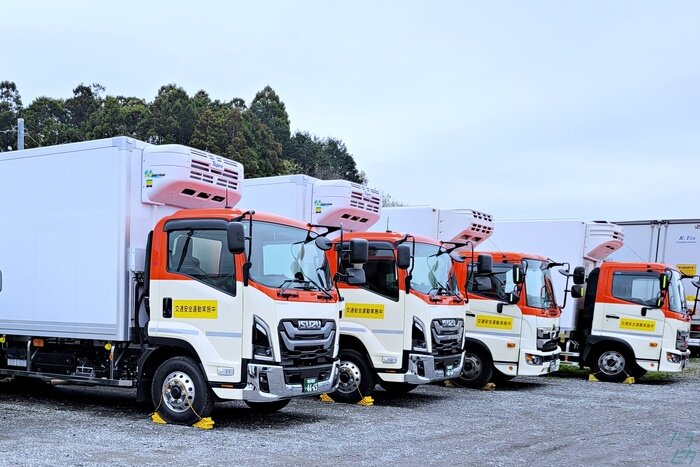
[330,349,375,404]
[244,399,290,413]
[151,356,214,425]
[379,381,418,394]
[490,369,515,384]
[455,347,493,389]
[590,346,632,383]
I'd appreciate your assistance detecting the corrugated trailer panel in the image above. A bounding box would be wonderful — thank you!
[0,139,132,340]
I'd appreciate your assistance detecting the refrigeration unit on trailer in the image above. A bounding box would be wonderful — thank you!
[0,137,366,423]
[608,219,700,351]
[243,184,466,401]
[484,219,692,382]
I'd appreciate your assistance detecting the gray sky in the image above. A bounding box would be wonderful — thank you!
[4,1,698,221]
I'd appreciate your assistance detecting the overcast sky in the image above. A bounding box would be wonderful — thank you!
[4,1,698,221]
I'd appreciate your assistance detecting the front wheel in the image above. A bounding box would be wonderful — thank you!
[329,349,375,404]
[379,382,418,394]
[590,347,631,383]
[151,356,214,425]
[455,347,493,389]
[490,369,515,384]
[244,399,290,413]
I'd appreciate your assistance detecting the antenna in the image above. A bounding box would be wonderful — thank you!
[385,216,390,232]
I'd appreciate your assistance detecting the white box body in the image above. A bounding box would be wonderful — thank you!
[479,219,623,330]
[0,137,242,341]
[240,174,382,231]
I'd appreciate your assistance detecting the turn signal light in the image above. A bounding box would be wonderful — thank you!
[32,338,44,347]
[506,342,516,348]
[649,342,658,348]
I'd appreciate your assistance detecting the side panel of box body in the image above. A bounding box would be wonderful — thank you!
[0,138,166,341]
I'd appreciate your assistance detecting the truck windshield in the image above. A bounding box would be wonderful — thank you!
[245,221,332,291]
[410,243,458,295]
[523,259,557,309]
[668,269,686,313]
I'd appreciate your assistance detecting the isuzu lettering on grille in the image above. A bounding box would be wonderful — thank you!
[298,320,322,330]
[441,319,457,327]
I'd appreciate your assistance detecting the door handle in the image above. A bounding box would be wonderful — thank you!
[465,312,476,317]
[605,314,620,319]
[163,297,172,318]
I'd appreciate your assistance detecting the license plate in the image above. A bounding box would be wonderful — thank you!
[549,361,557,372]
[445,365,454,377]
[303,377,318,393]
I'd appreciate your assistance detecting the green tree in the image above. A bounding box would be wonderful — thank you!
[65,83,104,131]
[250,85,290,147]
[85,95,153,140]
[150,84,195,144]
[22,96,75,147]
[0,80,23,151]
[285,132,367,184]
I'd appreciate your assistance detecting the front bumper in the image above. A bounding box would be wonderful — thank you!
[511,349,561,377]
[241,361,340,402]
[405,352,465,384]
[657,349,691,372]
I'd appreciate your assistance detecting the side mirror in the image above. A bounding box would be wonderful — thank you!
[692,279,700,289]
[477,254,492,275]
[450,251,466,263]
[315,236,332,251]
[659,272,670,291]
[349,239,369,264]
[346,267,366,286]
[572,266,585,285]
[654,296,664,308]
[505,292,520,305]
[571,284,584,299]
[227,222,246,254]
[396,244,412,270]
[512,264,524,285]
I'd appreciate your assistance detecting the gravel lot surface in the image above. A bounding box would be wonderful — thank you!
[0,360,698,466]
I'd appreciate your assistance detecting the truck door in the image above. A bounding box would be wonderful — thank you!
[466,264,522,364]
[595,270,664,362]
[150,222,244,380]
[340,242,404,368]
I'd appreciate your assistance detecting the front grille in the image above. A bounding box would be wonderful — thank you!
[537,326,560,352]
[431,319,464,356]
[677,330,690,352]
[278,319,336,366]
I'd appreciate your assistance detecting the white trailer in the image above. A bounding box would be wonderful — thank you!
[0,137,354,423]
[608,219,700,349]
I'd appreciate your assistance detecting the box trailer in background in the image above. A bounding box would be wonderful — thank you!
[0,138,358,424]
[609,219,700,351]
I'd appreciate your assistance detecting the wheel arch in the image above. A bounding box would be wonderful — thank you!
[136,338,204,403]
[583,335,635,366]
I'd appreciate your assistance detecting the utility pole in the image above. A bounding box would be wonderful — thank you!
[17,118,25,150]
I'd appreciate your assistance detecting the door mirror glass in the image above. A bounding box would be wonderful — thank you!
[573,266,586,285]
[315,236,332,251]
[396,244,412,270]
[477,254,492,274]
[655,296,664,308]
[346,267,366,286]
[227,222,246,254]
[512,264,524,285]
[571,284,584,299]
[506,291,520,305]
[659,272,670,291]
[349,239,369,264]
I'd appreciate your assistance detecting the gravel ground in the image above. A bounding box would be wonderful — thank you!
[0,360,698,466]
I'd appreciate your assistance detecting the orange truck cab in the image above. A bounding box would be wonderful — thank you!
[325,231,466,402]
[453,251,562,387]
[565,261,691,381]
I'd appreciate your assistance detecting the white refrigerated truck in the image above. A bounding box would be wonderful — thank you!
[0,137,367,423]
[608,219,700,351]
[484,219,692,381]
[242,179,467,401]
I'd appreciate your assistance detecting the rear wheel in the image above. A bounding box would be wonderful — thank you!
[455,347,493,389]
[330,349,375,404]
[590,347,631,383]
[151,356,214,425]
[379,381,418,394]
[244,399,290,413]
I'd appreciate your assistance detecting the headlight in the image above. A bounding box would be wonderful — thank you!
[525,353,543,365]
[253,316,274,361]
[412,317,428,351]
[667,352,682,364]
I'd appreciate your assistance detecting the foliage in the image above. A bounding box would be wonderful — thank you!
[0,81,368,185]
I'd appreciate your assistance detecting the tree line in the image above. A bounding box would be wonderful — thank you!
[0,81,367,183]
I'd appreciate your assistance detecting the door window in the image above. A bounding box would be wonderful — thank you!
[611,272,659,307]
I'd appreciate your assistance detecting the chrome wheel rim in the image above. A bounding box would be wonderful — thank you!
[337,360,361,394]
[461,353,482,381]
[598,351,625,376]
[162,371,195,413]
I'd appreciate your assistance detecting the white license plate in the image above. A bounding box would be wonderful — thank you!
[445,365,454,377]
[303,377,318,393]
[549,361,557,372]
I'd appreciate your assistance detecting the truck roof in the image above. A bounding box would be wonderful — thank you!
[342,231,440,245]
[481,251,550,263]
[161,208,316,231]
